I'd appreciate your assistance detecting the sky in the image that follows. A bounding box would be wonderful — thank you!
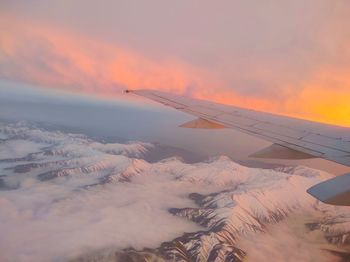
[1,0,350,126]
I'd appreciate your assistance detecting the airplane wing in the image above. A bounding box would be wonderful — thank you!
[125,89,350,206]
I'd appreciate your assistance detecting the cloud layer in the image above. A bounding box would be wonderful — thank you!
[0,122,349,261]
[1,1,350,126]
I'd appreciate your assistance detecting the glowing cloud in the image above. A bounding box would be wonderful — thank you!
[1,9,350,127]
[0,14,220,96]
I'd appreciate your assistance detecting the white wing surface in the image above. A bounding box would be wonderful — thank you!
[126,89,350,205]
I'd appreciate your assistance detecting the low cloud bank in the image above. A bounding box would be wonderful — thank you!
[0,122,349,261]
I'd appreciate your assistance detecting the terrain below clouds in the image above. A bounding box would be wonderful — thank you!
[0,122,349,262]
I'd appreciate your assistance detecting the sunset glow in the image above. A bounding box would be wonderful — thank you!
[1,7,350,127]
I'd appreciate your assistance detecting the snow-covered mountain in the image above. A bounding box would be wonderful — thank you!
[0,122,349,262]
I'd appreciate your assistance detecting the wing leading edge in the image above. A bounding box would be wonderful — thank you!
[126,89,350,206]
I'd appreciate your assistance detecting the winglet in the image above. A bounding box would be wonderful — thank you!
[307,173,350,206]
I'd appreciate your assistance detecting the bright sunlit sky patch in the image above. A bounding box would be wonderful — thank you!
[1,0,350,126]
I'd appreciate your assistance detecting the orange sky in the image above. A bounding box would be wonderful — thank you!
[1,11,350,127]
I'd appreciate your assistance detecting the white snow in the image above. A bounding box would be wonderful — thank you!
[0,122,349,261]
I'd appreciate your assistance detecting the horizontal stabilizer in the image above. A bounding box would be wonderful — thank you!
[179,118,226,129]
[249,143,316,159]
[307,173,350,206]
